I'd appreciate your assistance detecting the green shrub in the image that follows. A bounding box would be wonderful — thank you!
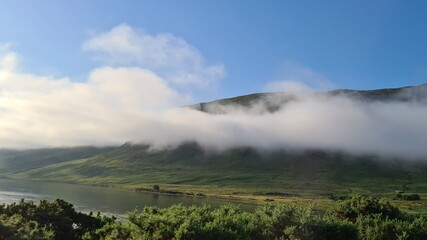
[2,196,426,240]
[0,214,54,240]
[152,185,160,192]
[311,220,358,240]
[395,194,421,201]
[326,196,427,240]
[402,194,421,201]
[327,195,404,222]
[0,199,114,240]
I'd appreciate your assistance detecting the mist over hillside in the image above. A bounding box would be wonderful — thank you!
[0,83,426,159]
[0,84,426,198]
[183,84,427,159]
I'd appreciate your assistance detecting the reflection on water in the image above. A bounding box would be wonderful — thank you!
[0,178,255,215]
[0,190,41,204]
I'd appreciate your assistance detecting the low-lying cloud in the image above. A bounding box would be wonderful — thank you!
[160,92,427,159]
[0,25,426,160]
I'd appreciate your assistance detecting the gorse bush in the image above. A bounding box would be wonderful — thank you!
[0,199,113,240]
[327,195,404,222]
[325,196,427,240]
[247,203,358,240]
[355,214,427,240]
[97,204,253,240]
[0,196,426,240]
[95,203,357,240]
[0,213,54,240]
[396,194,422,201]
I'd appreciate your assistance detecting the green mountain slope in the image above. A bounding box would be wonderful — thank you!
[7,143,427,198]
[0,146,115,174]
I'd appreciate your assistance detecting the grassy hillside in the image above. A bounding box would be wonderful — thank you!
[6,143,427,199]
[0,146,115,174]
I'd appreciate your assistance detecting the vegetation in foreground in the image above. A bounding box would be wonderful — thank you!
[1,196,427,240]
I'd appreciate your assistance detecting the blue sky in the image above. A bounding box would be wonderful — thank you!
[1,0,427,101]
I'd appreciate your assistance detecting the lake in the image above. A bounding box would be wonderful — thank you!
[0,178,255,216]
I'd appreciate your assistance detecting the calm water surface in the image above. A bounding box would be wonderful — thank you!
[0,178,255,215]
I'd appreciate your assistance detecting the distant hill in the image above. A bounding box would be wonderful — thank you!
[190,83,427,113]
[1,84,427,199]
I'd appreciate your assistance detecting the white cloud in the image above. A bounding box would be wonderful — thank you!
[158,94,427,159]
[0,49,190,148]
[0,44,19,71]
[82,24,225,88]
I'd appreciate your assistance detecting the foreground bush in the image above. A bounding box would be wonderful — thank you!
[0,213,54,240]
[0,199,113,240]
[326,196,427,240]
[96,203,357,240]
[0,196,426,239]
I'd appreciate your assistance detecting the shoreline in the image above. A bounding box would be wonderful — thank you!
[2,175,426,215]
[0,175,330,206]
